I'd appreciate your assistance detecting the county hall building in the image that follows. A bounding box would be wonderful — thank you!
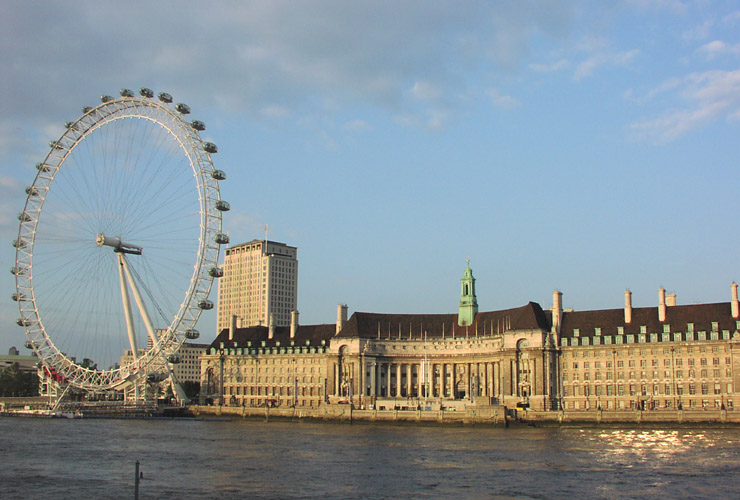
[200,260,740,413]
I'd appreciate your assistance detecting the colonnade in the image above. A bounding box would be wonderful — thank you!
[359,359,511,400]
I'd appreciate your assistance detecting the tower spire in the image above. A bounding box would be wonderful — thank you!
[458,259,478,326]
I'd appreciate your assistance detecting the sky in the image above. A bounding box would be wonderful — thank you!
[2,0,740,354]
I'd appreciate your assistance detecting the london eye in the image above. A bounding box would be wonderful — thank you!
[13,88,230,399]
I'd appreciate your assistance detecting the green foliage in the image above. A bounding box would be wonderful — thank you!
[0,363,38,397]
[181,381,200,399]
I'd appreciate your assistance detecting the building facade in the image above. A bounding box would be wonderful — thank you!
[216,239,298,331]
[201,264,740,413]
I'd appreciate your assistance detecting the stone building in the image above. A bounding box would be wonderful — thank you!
[201,263,740,412]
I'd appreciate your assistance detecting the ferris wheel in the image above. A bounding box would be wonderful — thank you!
[12,88,230,395]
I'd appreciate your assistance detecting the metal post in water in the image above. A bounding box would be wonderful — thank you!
[134,460,140,500]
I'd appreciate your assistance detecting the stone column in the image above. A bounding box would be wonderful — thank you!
[406,364,412,397]
[396,364,402,397]
[430,363,436,397]
[370,361,376,398]
[335,363,341,397]
[449,363,455,399]
[417,363,423,398]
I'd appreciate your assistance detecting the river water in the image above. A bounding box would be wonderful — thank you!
[0,417,738,499]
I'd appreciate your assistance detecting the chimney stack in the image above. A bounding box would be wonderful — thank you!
[290,310,299,339]
[624,290,632,324]
[268,313,275,339]
[666,293,676,307]
[658,288,666,322]
[551,290,562,335]
[336,304,348,335]
[229,315,237,341]
[732,283,739,319]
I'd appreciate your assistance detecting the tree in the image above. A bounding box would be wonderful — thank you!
[0,363,39,397]
[181,381,200,400]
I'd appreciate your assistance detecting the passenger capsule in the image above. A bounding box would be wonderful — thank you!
[16,318,32,327]
[158,92,173,103]
[147,373,167,383]
[139,87,154,98]
[18,213,31,222]
[215,200,230,212]
[208,267,224,278]
[185,329,200,340]
[24,340,33,349]
[198,300,214,310]
[175,103,190,114]
[49,140,63,150]
[25,187,39,196]
[203,142,218,154]
[82,106,93,114]
[191,120,206,131]
[100,95,113,103]
[213,233,230,245]
[12,292,26,302]
[36,163,50,172]
[10,266,26,276]
[64,121,76,129]
[12,239,26,249]
[211,169,226,180]
[167,354,181,364]
[120,88,134,98]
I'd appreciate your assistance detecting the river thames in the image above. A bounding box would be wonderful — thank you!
[1,418,739,499]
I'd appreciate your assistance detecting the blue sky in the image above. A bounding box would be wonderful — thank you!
[2,1,740,354]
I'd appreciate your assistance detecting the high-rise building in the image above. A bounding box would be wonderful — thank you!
[216,239,298,331]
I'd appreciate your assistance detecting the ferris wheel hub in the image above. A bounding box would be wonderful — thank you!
[96,234,143,255]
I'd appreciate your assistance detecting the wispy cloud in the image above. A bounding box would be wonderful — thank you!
[529,59,569,73]
[0,1,579,134]
[630,69,740,142]
[696,40,740,60]
[487,88,521,109]
[574,49,640,81]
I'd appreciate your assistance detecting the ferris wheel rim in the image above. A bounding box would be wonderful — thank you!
[14,91,226,392]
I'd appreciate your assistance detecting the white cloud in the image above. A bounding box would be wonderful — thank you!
[0,1,578,133]
[722,11,740,25]
[697,40,740,60]
[344,119,371,132]
[487,89,521,109]
[630,69,740,142]
[682,20,713,42]
[529,59,568,73]
[260,105,290,119]
[574,49,640,81]
[411,81,443,101]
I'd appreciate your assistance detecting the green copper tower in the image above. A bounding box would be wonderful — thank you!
[458,259,478,326]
